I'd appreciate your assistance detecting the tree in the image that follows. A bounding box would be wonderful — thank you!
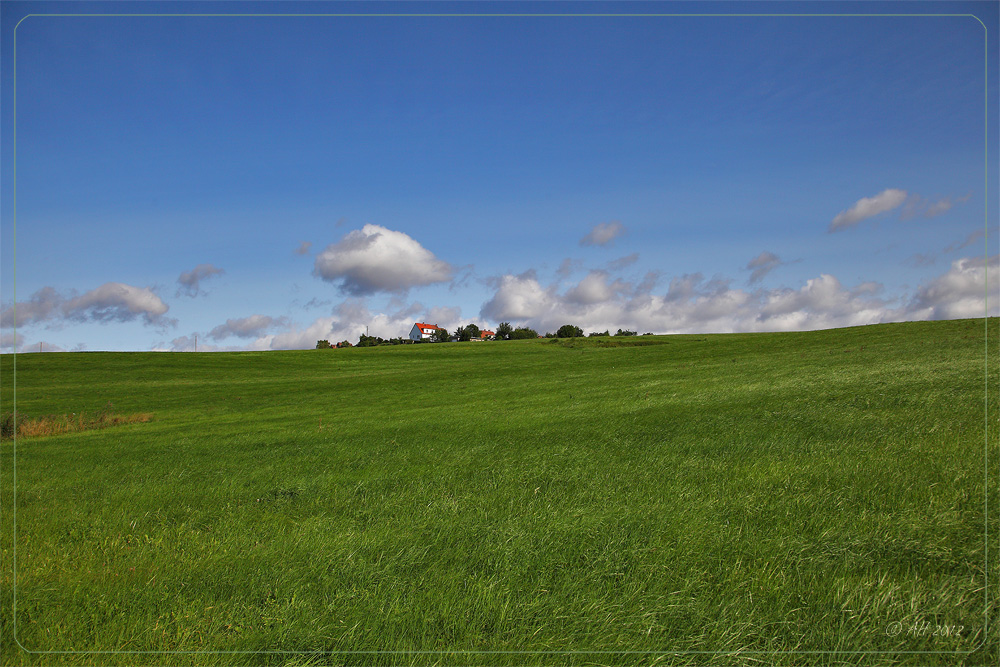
[509,327,539,340]
[589,330,610,337]
[455,323,480,342]
[495,322,513,340]
[615,328,637,337]
[431,327,450,343]
[316,339,332,349]
[556,324,584,338]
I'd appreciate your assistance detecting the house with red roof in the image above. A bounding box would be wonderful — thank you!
[409,322,444,342]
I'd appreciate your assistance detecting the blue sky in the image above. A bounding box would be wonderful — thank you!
[1,0,997,351]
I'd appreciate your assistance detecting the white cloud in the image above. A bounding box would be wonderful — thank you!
[208,314,290,340]
[1,287,62,328]
[924,198,954,218]
[478,257,998,336]
[565,271,629,305]
[480,271,553,322]
[241,300,464,351]
[314,224,452,295]
[635,272,660,295]
[829,189,907,232]
[756,274,891,329]
[580,221,625,247]
[2,283,174,329]
[423,306,463,330]
[904,255,999,320]
[65,283,173,326]
[177,263,224,297]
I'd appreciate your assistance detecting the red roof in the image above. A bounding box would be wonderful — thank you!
[415,322,443,331]
[481,330,495,336]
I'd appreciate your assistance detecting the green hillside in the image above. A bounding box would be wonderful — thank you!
[1,318,997,665]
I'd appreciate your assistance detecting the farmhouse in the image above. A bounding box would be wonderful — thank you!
[409,322,444,342]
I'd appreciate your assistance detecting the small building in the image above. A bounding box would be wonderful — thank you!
[409,322,444,342]
[480,330,495,340]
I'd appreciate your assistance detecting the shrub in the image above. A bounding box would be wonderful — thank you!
[509,327,539,340]
[615,329,638,337]
[357,334,387,348]
[557,324,584,338]
[316,340,333,349]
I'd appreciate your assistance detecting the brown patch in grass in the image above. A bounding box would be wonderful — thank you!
[1,410,153,440]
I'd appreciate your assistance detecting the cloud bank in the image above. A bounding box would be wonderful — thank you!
[479,255,997,336]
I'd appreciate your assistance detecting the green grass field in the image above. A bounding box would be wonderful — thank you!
[1,318,996,666]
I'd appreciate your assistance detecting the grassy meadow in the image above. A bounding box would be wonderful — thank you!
[0,318,996,665]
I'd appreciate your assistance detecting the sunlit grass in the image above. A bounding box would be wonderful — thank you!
[0,318,996,665]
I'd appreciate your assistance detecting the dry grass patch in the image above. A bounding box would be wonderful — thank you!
[1,408,153,439]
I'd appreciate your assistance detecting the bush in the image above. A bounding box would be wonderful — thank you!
[509,327,539,340]
[316,340,333,349]
[589,330,610,337]
[357,334,389,347]
[557,324,584,338]
[615,329,638,337]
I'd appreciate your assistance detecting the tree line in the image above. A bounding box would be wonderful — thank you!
[316,324,649,349]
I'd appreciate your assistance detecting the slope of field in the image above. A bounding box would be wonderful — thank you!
[1,319,997,665]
